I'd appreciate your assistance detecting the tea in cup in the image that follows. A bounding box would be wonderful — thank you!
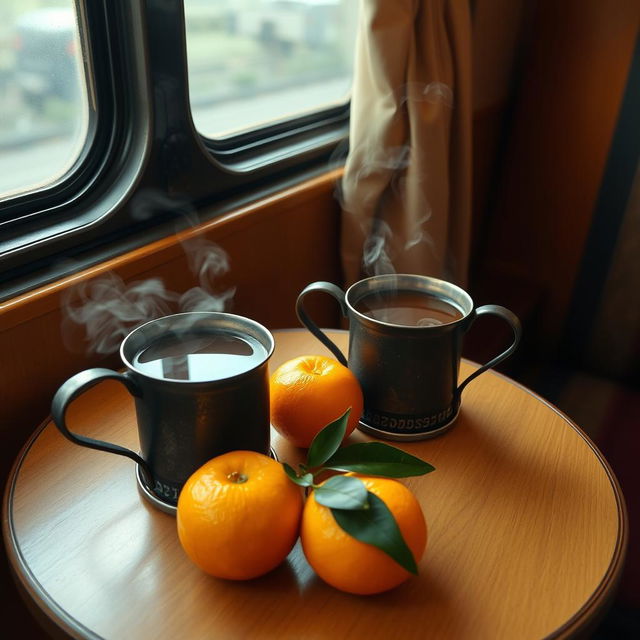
[296,274,521,439]
[51,312,274,512]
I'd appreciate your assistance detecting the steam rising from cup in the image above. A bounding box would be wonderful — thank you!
[402,81,453,108]
[339,143,436,277]
[362,220,394,276]
[62,274,178,355]
[337,79,455,282]
[62,238,235,356]
[179,236,236,313]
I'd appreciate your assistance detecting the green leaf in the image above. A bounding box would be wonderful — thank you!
[282,462,314,487]
[314,475,368,510]
[306,408,351,468]
[324,442,435,478]
[331,491,419,575]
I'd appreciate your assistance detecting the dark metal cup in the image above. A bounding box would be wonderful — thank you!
[296,274,521,440]
[51,312,274,513]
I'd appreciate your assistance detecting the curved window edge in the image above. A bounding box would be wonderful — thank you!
[0,1,153,280]
[0,0,351,302]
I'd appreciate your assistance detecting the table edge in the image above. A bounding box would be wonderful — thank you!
[2,329,629,640]
[3,414,101,640]
[488,372,629,639]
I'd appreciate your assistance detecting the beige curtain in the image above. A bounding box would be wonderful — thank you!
[340,0,472,287]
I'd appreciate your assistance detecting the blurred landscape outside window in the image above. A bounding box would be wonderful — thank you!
[184,0,358,139]
[0,1,357,202]
[0,0,88,201]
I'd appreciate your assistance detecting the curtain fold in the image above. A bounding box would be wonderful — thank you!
[340,0,472,287]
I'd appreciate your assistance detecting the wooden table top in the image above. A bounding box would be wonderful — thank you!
[3,330,627,640]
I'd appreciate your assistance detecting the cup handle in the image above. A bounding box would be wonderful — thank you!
[51,368,153,485]
[456,305,522,396]
[296,281,349,366]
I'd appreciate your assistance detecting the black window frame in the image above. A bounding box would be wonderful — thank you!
[0,0,351,301]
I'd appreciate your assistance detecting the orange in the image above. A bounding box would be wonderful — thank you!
[270,355,364,448]
[300,475,427,595]
[176,450,303,580]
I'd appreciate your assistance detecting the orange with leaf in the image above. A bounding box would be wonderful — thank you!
[302,475,427,594]
[283,409,434,594]
[176,405,435,591]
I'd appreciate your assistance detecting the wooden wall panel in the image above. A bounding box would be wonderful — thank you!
[470,0,530,268]
[476,0,640,355]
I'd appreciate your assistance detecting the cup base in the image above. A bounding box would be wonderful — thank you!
[135,447,279,516]
[357,407,460,441]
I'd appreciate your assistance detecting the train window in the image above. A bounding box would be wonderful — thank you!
[0,1,353,300]
[184,0,358,139]
[0,2,88,201]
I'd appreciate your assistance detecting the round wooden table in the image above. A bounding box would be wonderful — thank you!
[3,330,627,640]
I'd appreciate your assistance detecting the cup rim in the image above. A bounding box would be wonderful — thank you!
[120,311,275,384]
[344,274,474,330]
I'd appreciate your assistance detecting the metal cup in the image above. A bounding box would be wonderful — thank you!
[296,274,521,440]
[51,312,274,513]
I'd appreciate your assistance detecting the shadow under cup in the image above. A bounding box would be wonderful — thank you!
[51,312,274,514]
[296,275,522,440]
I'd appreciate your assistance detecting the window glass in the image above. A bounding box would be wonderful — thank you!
[184,0,358,139]
[0,1,89,200]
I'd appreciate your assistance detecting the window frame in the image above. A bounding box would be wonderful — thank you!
[0,0,352,301]
[0,1,128,224]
